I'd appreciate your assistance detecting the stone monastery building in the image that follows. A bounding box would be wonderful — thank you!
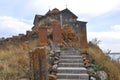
[33,8,88,48]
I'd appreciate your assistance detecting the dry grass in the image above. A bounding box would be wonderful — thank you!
[88,43,120,80]
[1,37,120,80]
[0,39,38,79]
[0,45,29,79]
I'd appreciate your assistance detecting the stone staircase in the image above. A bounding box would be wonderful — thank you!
[57,48,89,80]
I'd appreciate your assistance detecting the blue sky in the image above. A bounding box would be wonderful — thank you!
[0,0,120,52]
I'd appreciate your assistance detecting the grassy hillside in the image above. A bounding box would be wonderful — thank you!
[88,42,120,80]
[0,37,120,80]
[0,39,38,79]
[0,46,28,79]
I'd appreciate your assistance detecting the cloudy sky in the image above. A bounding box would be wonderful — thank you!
[0,0,120,52]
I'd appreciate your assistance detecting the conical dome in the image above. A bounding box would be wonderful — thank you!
[51,8,59,13]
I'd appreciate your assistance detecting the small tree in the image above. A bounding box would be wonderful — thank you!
[105,49,111,55]
[89,38,101,46]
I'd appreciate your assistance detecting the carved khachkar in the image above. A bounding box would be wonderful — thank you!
[51,21,62,44]
[29,47,48,80]
[38,27,48,46]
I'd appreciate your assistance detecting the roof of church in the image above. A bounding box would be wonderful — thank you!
[46,8,60,15]
[33,8,78,25]
[60,8,78,18]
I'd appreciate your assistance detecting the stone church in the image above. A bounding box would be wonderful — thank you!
[33,8,88,49]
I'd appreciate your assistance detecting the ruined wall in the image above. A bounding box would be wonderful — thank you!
[0,30,38,47]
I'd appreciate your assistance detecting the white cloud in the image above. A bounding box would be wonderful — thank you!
[28,0,120,16]
[67,0,120,16]
[88,31,120,39]
[88,31,120,52]
[111,25,120,31]
[0,16,32,38]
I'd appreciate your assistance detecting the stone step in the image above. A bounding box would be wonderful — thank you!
[57,73,89,80]
[56,48,89,80]
[58,63,84,67]
[57,67,87,74]
[62,51,79,54]
[60,56,82,59]
[63,48,76,51]
[60,53,80,56]
[60,55,82,57]
[57,79,89,80]
[60,59,83,63]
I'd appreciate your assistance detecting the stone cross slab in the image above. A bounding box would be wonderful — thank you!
[52,23,62,43]
[38,27,48,46]
[29,47,48,80]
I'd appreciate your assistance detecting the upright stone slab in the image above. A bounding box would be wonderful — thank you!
[52,21,62,44]
[29,47,48,80]
[38,27,48,46]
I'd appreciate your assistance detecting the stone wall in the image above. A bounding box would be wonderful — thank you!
[0,30,38,47]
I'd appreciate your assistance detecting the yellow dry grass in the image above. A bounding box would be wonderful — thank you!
[0,39,38,79]
[0,45,29,79]
[88,43,120,80]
